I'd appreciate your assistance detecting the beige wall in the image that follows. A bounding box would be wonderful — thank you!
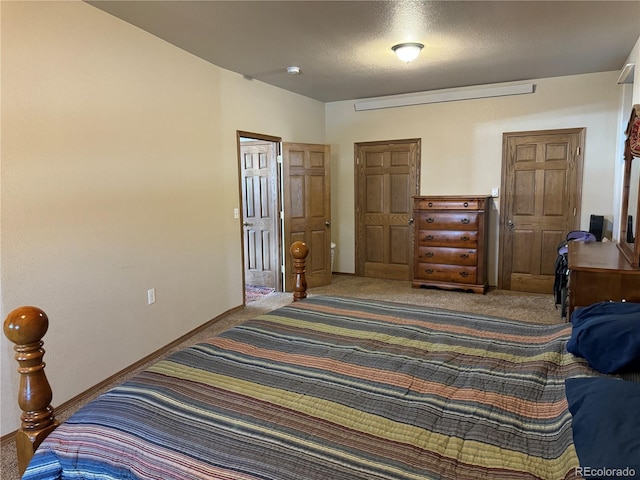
[326,71,623,282]
[628,36,640,104]
[1,1,324,434]
[611,37,640,241]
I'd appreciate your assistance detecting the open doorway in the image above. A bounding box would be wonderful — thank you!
[237,132,333,303]
[237,131,283,302]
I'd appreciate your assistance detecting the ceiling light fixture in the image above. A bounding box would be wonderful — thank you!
[286,66,301,75]
[392,42,424,63]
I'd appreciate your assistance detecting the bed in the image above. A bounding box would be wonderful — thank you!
[5,244,640,480]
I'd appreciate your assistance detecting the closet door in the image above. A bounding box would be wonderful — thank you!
[355,139,420,280]
[500,128,584,292]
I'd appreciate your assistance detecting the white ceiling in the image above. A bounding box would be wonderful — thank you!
[87,1,640,102]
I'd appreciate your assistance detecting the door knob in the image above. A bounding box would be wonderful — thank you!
[507,220,514,228]
[243,222,252,227]
[325,221,331,227]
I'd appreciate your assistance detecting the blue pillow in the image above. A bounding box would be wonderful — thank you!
[565,377,640,478]
[567,302,640,374]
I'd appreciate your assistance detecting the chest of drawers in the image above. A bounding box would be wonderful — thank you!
[412,196,490,294]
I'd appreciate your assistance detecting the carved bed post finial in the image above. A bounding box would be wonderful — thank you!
[290,241,309,301]
[4,306,59,475]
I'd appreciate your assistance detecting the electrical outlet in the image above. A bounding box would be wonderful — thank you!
[147,288,156,305]
[491,187,499,198]
[233,208,239,219]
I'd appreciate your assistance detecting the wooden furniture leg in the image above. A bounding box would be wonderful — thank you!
[4,306,59,476]
[290,241,309,301]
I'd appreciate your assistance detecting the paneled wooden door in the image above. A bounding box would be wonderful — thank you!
[355,139,420,280]
[240,140,280,290]
[283,142,331,291]
[499,128,585,293]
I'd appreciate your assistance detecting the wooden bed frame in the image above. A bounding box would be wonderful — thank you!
[3,241,309,475]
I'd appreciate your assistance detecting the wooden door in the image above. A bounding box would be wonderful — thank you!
[499,128,584,293]
[240,140,280,289]
[282,142,331,290]
[355,139,420,280]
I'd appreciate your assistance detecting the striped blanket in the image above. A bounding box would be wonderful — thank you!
[23,296,595,480]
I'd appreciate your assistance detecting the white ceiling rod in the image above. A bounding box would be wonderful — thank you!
[354,83,535,111]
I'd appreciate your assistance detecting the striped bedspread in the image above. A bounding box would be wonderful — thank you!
[23,296,596,480]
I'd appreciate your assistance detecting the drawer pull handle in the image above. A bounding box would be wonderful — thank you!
[426,217,435,223]
[463,202,469,207]
[460,253,469,259]
[459,272,469,278]
[428,202,433,207]
[425,251,434,257]
[425,269,434,274]
[461,218,470,224]
[461,235,470,241]
[425,235,434,241]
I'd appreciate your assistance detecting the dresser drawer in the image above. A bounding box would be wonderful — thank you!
[416,230,478,247]
[569,269,640,312]
[414,198,481,211]
[415,263,478,284]
[416,246,477,266]
[417,212,478,230]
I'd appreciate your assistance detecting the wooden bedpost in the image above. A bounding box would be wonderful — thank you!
[4,306,59,476]
[290,241,309,301]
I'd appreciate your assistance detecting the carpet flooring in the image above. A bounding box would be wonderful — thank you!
[1,275,562,479]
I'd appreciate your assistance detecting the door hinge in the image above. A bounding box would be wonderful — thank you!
[277,155,283,164]
[281,265,286,274]
[573,207,577,216]
[576,147,581,156]
[280,211,284,220]
[356,157,360,165]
